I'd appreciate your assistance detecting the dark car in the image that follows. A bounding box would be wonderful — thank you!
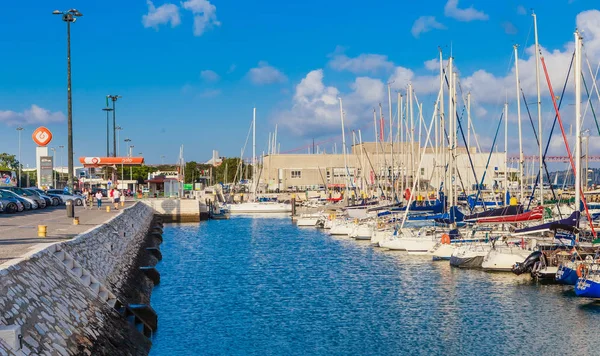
[92,188,108,197]
[0,187,47,208]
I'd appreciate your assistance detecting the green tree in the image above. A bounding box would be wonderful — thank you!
[0,153,20,171]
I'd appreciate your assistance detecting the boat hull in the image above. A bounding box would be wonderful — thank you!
[555,265,579,285]
[450,255,484,269]
[575,278,600,298]
[228,202,292,213]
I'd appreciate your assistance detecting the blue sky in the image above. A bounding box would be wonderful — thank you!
[0,0,598,167]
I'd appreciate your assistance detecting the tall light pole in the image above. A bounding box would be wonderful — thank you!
[58,145,64,185]
[102,106,113,156]
[53,9,82,192]
[124,138,131,156]
[51,147,57,188]
[161,155,166,165]
[129,145,134,180]
[116,126,123,156]
[107,95,122,157]
[16,127,23,187]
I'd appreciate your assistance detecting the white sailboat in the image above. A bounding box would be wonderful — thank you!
[228,107,292,214]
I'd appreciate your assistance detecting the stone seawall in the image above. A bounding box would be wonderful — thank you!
[141,198,208,222]
[0,203,158,355]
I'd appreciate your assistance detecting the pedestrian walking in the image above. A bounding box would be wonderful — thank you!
[82,189,89,210]
[96,191,103,209]
[113,189,121,210]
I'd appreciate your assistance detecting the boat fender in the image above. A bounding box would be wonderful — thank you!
[441,234,451,245]
[404,189,411,201]
[576,263,589,278]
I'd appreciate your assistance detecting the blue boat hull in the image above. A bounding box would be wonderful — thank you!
[575,278,600,298]
[555,266,578,285]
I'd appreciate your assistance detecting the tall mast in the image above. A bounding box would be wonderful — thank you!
[388,83,394,200]
[439,48,446,198]
[339,98,350,205]
[252,107,256,198]
[373,108,378,195]
[514,44,524,203]
[448,56,454,208]
[467,92,471,192]
[453,72,458,207]
[533,12,544,205]
[398,92,403,194]
[409,83,415,192]
[504,101,509,204]
[575,30,582,222]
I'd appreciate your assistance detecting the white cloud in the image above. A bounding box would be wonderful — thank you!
[444,0,489,22]
[275,70,385,137]
[198,89,221,98]
[182,0,220,36]
[411,16,446,38]
[517,5,527,15]
[502,22,518,35]
[200,69,220,82]
[248,61,287,85]
[142,0,181,29]
[329,53,394,74]
[0,105,66,126]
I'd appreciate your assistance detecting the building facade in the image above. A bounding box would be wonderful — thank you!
[259,142,507,193]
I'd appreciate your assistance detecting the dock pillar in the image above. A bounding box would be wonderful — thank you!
[291,194,296,218]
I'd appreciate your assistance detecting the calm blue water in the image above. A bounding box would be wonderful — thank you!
[150,216,600,355]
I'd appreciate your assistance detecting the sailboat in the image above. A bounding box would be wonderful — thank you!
[227,108,292,214]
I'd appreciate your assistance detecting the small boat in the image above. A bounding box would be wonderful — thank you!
[477,206,544,224]
[226,201,292,214]
[296,214,322,227]
[209,204,230,220]
[464,205,523,223]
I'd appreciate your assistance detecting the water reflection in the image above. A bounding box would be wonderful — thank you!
[150,216,600,355]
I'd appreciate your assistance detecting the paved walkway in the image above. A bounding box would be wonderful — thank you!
[0,199,136,267]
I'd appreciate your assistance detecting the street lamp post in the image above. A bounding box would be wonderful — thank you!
[16,127,23,187]
[129,145,134,180]
[102,107,113,156]
[58,145,64,186]
[53,9,82,193]
[51,147,57,188]
[124,138,131,156]
[116,126,123,156]
[161,155,166,165]
[107,95,121,157]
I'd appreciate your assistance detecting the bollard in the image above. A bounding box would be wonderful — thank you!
[37,225,47,238]
[106,206,111,212]
[73,217,80,225]
[291,194,296,218]
[121,200,125,207]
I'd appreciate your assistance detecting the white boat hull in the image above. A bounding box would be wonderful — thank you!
[227,202,292,214]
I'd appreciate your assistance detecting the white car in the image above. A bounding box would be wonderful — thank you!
[0,189,39,209]
[46,189,84,206]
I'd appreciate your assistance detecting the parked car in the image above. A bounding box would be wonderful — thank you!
[24,188,53,207]
[46,189,84,206]
[26,188,61,206]
[0,193,23,213]
[0,187,46,208]
[91,188,108,197]
[0,189,38,209]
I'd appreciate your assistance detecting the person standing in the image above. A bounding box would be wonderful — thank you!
[95,190,103,210]
[113,188,121,210]
[82,189,89,210]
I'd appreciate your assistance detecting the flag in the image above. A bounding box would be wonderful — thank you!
[379,116,384,142]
